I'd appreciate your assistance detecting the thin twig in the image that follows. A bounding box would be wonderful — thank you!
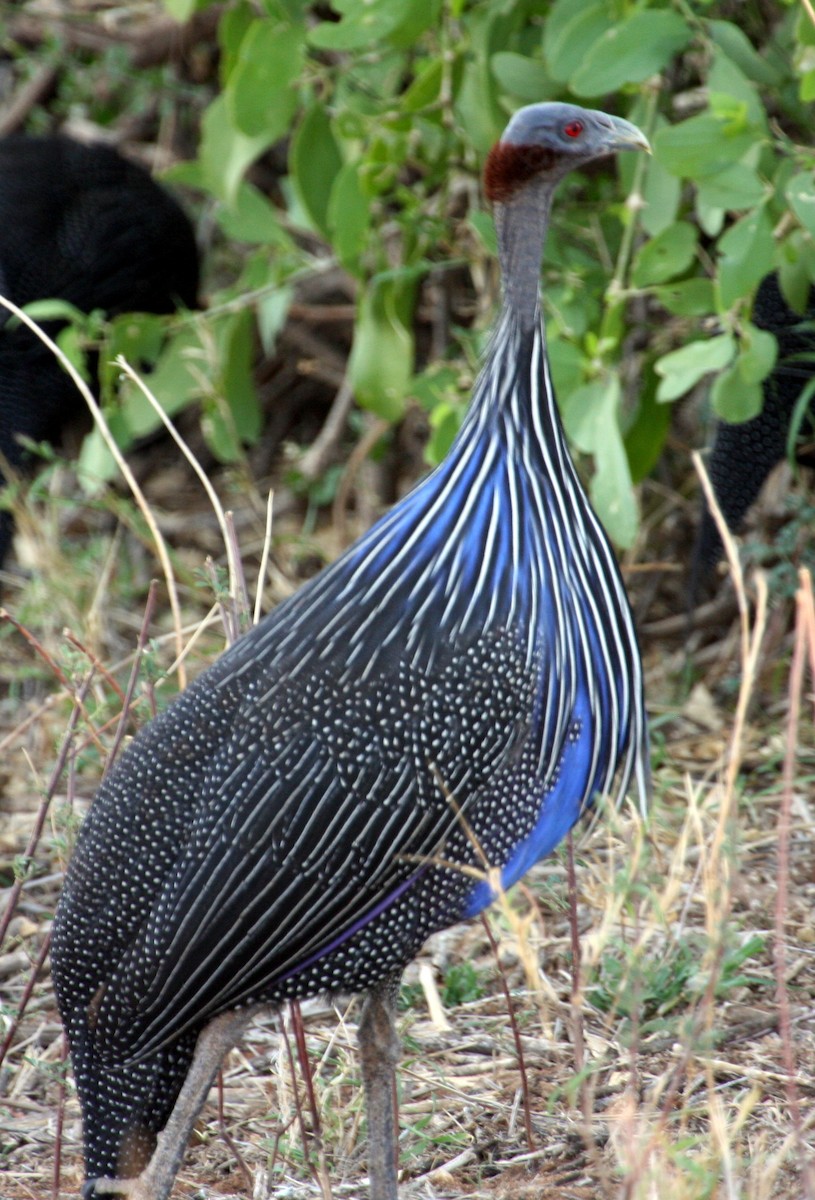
[299,375,355,482]
[63,630,126,701]
[332,416,390,546]
[0,609,107,755]
[774,570,815,1199]
[216,1069,254,1195]
[105,581,159,771]
[0,297,187,686]
[52,1036,68,1200]
[0,931,51,1068]
[480,913,535,1152]
[254,490,275,627]
[115,354,242,607]
[280,1009,324,1193]
[565,835,585,1080]
[0,669,95,958]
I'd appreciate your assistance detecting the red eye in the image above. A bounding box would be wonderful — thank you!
[564,120,584,139]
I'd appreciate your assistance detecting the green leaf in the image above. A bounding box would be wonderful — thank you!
[654,114,755,179]
[98,314,165,400]
[695,162,766,211]
[75,429,115,492]
[787,172,815,240]
[654,334,736,402]
[21,298,87,325]
[710,363,763,422]
[290,104,344,239]
[631,221,697,287]
[426,401,465,465]
[402,59,443,112]
[542,1,614,86]
[162,0,203,21]
[547,337,584,402]
[570,10,690,97]
[695,191,725,239]
[736,324,777,385]
[639,154,682,238]
[777,233,813,314]
[226,20,304,138]
[55,325,90,383]
[119,327,204,440]
[309,0,415,50]
[199,93,276,205]
[203,310,260,459]
[653,278,715,317]
[717,207,775,310]
[388,0,443,48]
[257,286,293,356]
[707,19,781,86]
[490,52,553,101]
[708,46,766,128]
[562,375,638,548]
[328,164,371,276]
[216,182,295,248]
[454,57,504,155]
[218,3,255,83]
[349,275,417,421]
[624,373,671,483]
[618,108,680,238]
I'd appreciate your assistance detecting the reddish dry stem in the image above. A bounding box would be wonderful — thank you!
[105,581,159,774]
[291,999,322,1140]
[481,913,535,1152]
[0,669,94,957]
[216,1069,254,1195]
[64,631,126,701]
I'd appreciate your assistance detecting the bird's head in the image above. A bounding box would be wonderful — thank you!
[484,102,650,203]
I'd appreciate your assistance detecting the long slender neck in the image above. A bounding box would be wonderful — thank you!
[493,184,553,328]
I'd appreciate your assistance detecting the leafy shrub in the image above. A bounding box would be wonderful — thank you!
[49,1,815,545]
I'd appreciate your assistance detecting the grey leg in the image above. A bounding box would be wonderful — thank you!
[91,1007,257,1200]
[358,976,402,1200]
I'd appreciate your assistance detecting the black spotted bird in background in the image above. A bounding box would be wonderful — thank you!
[697,272,815,572]
[0,134,199,568]
[52,103,650,1200]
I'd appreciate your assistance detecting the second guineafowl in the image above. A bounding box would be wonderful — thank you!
[0,133,199,567]
[697,272,815,571]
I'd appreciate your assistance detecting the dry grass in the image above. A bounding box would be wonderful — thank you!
[1,364,815,1199]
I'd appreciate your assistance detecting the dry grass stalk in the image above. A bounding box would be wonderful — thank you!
[0,296,187,686]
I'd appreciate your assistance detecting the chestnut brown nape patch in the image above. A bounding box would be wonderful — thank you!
[484,142,557,203]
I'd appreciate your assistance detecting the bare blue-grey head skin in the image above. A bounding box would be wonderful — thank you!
[485,102,649,322]
[500,101,649,155]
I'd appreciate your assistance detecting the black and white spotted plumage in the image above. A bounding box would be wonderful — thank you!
[51,103,650,1192]
[697,272,815,570]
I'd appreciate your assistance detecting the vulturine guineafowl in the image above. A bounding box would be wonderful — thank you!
[0,133,199,568]
[51,103,651,1200]
[696,272,815,571]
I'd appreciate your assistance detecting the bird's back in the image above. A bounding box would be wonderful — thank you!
[0,135,198,317]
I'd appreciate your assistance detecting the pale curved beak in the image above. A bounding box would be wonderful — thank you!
[601,113,651,154]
